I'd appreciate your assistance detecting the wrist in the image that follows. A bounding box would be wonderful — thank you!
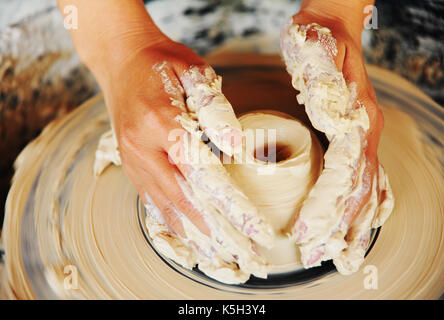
[298,0,373,42]
[61,0,169,84]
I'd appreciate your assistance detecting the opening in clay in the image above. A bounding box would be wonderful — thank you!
[254,143,292,163]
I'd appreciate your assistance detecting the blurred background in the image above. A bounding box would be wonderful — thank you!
[0,0,443,228]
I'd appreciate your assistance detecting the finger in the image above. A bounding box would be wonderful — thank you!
[297,152,374,268]
[280,22,369,138]
[151,60,187,112]
[341,155,374,228]
[126,154,221,263]
[333,173,379,275]
[142,188,198,270]
[341,41,368,93]
[162,127,274,248]
[121,142,211,237]
[174,63,243,156]
[128,149,269,280]
[143,112,273,271]
[152,154,270,280]
[341,44,383,143]
[141,148,213,237]
[129,162,253,279]
[302,21,347,71]
[122,157,187,238]
[94,122,193,237]
[173,172,269,281]
[372,164,395,228]
[292,133,363,242]
[281,18,347,72]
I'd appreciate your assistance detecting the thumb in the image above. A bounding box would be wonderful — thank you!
[175,63,243,156]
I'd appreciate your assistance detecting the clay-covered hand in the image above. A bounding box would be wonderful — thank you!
[58,0,273,283]
[95,38,274,283]
[280,9,394,274]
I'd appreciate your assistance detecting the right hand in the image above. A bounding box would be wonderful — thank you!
[280,6,394,273]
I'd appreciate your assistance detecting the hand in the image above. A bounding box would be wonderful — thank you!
[58,0,273,282]
[97,38,273,282]
[281,9,394,274]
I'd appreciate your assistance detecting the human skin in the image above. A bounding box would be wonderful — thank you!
[57,0,382,248]
[290,0,383,235]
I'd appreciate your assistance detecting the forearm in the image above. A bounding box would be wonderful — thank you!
[57,0,167,81]
[299,0,374,40]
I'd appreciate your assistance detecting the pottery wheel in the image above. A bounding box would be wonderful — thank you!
[1,54,444,299]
